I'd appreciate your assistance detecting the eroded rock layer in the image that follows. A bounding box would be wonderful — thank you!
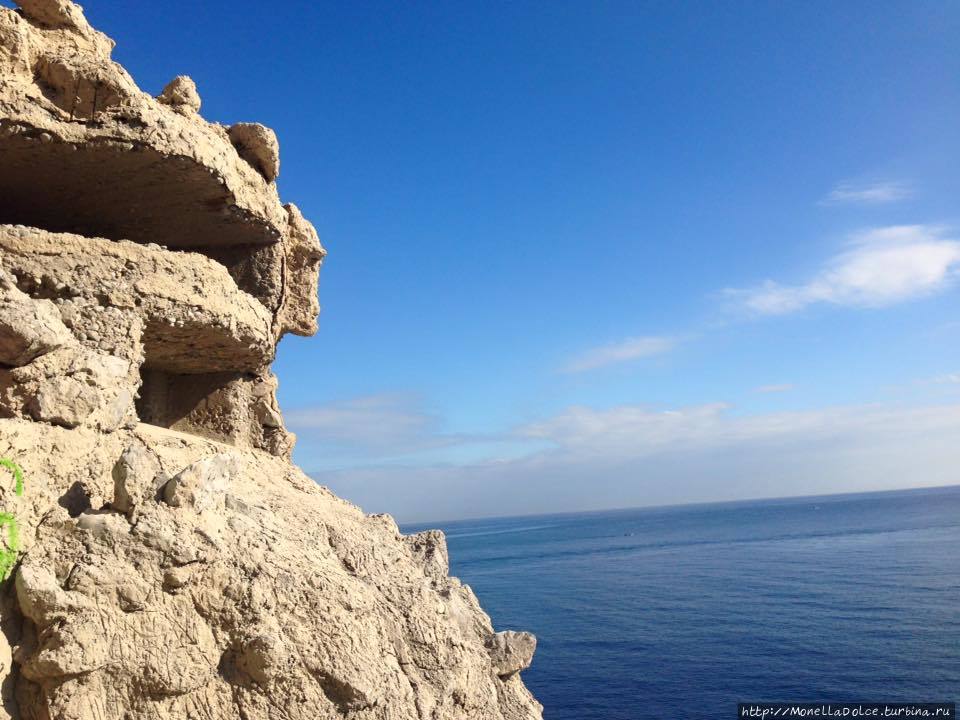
[0,1,542,718]
[2,421,541,719]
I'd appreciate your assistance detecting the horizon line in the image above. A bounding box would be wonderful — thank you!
[391,481,960,529]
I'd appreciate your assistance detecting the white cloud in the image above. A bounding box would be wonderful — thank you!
[519,402,733,457]
[932,373,960,385]
[285,394,458,457]
[315,400,960,522]
[726,225,960,315]
[755,383,794,393]
[515,402,900,462]
[562,336,677,373]
[821,180,912,206]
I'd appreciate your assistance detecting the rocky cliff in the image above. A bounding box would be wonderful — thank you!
[0,2,542,718]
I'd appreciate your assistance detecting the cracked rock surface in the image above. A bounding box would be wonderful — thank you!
[1,422,542,720]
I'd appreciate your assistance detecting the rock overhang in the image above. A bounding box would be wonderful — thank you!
[0,225,276,374]
[0,0,326,455]
[0,124,286,250]
[0,0,296,252]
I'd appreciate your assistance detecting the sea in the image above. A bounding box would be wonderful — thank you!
[403,485,960,719]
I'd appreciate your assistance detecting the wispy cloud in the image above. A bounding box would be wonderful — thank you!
[287,394,536,469]
[820,180,912,206]
[316,400,960,522]
[725,225,960,315]
[285,394,459,457]
[519,402,735,457]
[755,383,794,393]
[563,336,677,373]
[931,373,960,385]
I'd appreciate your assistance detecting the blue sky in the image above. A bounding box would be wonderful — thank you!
[80,1,960,521]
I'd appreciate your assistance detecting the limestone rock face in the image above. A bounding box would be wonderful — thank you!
[487,631,538,679]
[0,2,541,719]
[1,422,543,720]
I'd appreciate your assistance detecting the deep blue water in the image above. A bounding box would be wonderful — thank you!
[404,486,960,719]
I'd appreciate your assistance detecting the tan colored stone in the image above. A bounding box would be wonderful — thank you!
[158,75,201,113]
[0,420,543,720]
[277,204,327,337]
[228,122,280,182]
[0,2,281,249]
[1,345,137,431]
[162,453,237,511]
[15,0,90,30]
[0,226,275,374]
[112,442,164,516]
[0,1,542,717]
[405,528,451,583]
[0,265,73,366]
[487,631,538,679]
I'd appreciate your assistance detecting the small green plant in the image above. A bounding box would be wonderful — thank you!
[0,458,24,581]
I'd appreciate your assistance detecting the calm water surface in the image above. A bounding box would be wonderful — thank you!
[404,486,960,719]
